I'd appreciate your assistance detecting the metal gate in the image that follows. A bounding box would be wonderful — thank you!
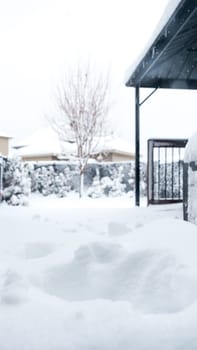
[147,139,188,205]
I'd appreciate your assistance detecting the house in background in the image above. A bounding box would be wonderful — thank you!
[11,127,134,162]
[91,136,135,162]
[0,132,11,157]
[11,127,76,162]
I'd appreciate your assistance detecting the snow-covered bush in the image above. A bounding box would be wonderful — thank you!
[3,157,31,205]
[110,166,126,197]
[87,162,146,198]
[87,173,125,198]
[100,176,114,196]
[29,163,76,197]
[30,161,146,198]
[2,159,147,202]
[86,169,103,198]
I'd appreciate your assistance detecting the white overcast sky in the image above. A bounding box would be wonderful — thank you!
[1,0,197,155]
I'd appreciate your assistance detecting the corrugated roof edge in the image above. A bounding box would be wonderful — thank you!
[124,0,182,86]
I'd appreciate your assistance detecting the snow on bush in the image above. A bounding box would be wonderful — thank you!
[30,163,78,196]
[87,168,126,198]
[28,161,145,198]
[2,159,147,203]
[87,162,137,198]
[2,157,31,205]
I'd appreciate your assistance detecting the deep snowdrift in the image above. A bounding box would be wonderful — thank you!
[0,196,197,350]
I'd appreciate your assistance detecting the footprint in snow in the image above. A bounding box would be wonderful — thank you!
[0,270,28,305]
[108,222,131,236]
[32,214,41,220]
[25,242,55,259]
[134,222,144,229]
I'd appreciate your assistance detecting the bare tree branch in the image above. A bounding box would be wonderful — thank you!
[48,62,111,197]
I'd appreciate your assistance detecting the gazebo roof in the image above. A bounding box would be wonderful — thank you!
[125,0,197,89]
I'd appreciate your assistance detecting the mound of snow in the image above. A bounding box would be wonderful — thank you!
[1,198,197,350]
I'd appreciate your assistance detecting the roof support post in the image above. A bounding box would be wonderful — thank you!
[134,87,158,206]
[135,86,140,206]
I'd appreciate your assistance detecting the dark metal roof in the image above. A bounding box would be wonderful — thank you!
[148,138,188,147]
[125,0,197,89]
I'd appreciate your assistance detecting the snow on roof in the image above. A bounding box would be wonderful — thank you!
[125,0,182,84]
[94,135,134,155]
[11,127,133,158]
[0,131,12,138]
[12,127,76,158]
[13,127,58,149]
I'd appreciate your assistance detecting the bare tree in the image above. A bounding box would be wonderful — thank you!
[50,63,111,197]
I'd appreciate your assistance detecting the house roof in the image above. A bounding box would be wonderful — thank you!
[11,127,134,159]
[93,136,134,156]
[0,132,11,138]
[12,127,76,158]
[125,0,197,89]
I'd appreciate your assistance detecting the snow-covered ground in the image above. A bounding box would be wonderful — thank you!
[1,195,197,350]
